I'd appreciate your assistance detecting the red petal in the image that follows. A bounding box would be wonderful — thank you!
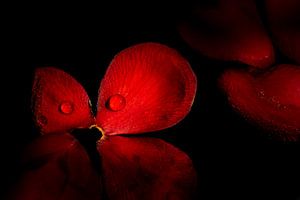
[220,64,300,140]
[96,43,197,135]
[178,0,274,68]
[10,133,103,200]
[266,0,300,64]
[32,67,94,134]
[98,136,197,200]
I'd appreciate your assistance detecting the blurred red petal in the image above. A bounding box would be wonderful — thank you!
[10,133,103,200]
[266,0,300,64]
[178,0,274,68]
[96,43,197,135]
[32,67,94,134]
[22,132,76,162]
[98,136,197,200]
[220,64,300,140]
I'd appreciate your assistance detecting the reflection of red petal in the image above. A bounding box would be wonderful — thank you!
[266,0,300,64]
[32,67,94,134]
[178,0,274,68]
[96,43,197,135]
[98,136,197,200]
[11,133,103,200]
[22,132,76,162]
[220,64,300,140]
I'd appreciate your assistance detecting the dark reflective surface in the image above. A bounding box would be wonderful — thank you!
[3,1,300,199]
[71,127,103,174]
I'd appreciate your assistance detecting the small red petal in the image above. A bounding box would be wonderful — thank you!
[220,64,300,140]
[32,67,94,134]
[96,43,197,135]
[10,133,103,200]
[266,0,300,64]
[98,136,197,200]
[178,0,274,68]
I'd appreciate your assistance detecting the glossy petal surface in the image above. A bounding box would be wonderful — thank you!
[220,64,300,140]
[178,0,274,68]
[96,43,197,135]
[98,136,197,200]
[32,67,94,134]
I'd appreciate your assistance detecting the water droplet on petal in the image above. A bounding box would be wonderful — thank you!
[59,101,74,114]
[106,94,126,111]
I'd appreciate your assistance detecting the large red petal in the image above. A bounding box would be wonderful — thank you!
[32,67,94,134]
[98,136,197,200]
[96,43,197,135]
[178,0,274,68]
[220,64,300,140]
[9,133,103,200]
[266,0,300,64]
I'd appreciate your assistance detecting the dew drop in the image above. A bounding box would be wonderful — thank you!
[106,94,126,111]
[59,101,74,114]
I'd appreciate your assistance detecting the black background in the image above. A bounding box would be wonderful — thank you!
[2,1,300,199]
